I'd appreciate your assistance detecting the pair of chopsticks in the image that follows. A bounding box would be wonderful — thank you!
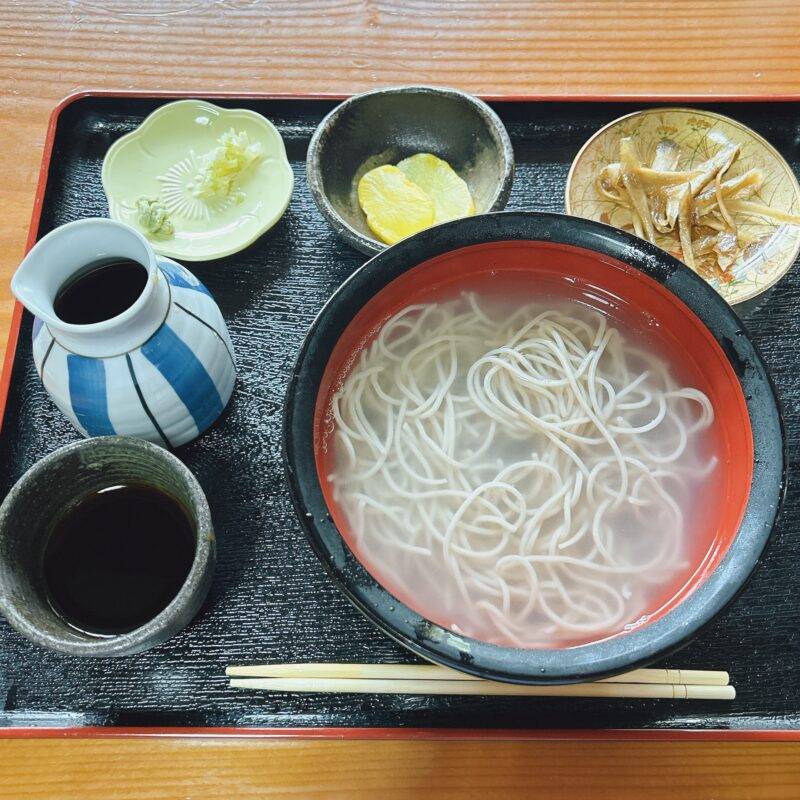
[227,663,735,700]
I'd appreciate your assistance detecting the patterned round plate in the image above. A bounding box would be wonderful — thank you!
[565,108,800,305]
[102,99,294,262]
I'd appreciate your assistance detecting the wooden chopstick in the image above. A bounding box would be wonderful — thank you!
[226,663,730,687]
[229,676,735,700]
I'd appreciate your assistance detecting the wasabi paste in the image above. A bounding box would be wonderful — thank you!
[135,197,174,239]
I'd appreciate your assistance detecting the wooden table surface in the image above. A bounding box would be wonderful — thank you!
[2,0,800,796]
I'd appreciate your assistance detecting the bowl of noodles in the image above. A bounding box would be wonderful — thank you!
[284,211,785,683]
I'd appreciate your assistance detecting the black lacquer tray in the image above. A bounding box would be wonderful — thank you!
[0,93,798,734]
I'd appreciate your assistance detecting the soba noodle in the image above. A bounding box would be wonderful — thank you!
[326,293,717,647]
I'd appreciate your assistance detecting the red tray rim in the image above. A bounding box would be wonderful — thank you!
[2,726,800,741]
[2,89,799,742]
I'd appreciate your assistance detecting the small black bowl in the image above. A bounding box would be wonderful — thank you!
[307,85,515,255]
[284,212,786,684]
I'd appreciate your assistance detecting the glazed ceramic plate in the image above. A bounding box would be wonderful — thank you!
[565,107,800,305]
[102,99,294,261]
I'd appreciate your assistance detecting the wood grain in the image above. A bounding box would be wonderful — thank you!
[0,738,799,800]
[1,1,800,796]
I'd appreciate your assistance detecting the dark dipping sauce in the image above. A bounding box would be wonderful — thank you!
[54,258,148,325]
[42,485,196,637]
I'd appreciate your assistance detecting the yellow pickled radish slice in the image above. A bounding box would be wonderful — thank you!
[397,153,475,224]
[357,165,435,245]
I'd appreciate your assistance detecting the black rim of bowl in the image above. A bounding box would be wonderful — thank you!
[306,85,515,256]
[283,211,787,684]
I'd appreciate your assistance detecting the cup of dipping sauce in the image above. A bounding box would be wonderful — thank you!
[0,437,215,656]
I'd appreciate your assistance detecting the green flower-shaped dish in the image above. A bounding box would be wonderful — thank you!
[102,99,294,261]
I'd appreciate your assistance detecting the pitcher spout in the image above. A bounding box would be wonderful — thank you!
[11,247,57,324]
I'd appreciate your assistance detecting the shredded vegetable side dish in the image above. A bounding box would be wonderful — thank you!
[595,135,800,284]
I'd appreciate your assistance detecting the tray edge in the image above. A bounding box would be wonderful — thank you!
[3,89,800,739]
[2,726,800,741]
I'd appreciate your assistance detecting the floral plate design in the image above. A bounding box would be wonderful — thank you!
[102,99,294,261]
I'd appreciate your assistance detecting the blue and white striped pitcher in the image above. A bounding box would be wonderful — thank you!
[12,219,235,448]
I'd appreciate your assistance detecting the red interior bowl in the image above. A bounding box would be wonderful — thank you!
[314,240,753,645]
[284,212,784,682]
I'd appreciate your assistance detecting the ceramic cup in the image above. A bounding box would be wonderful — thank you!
[11,218,236,448]
[307,85,515,255]
[0,437,215,657]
